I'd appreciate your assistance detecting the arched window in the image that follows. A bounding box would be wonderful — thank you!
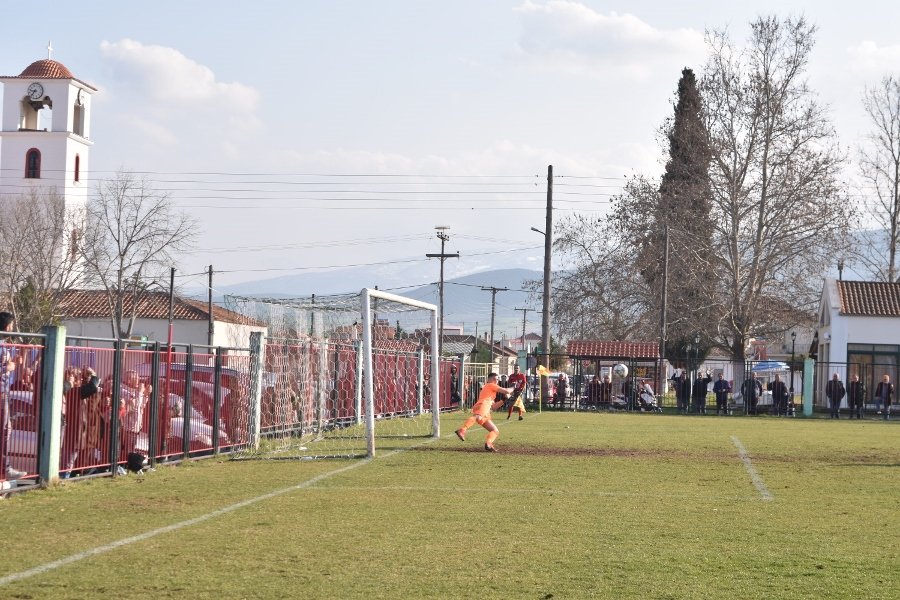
[25,148,41,179]
[74,154,80,182]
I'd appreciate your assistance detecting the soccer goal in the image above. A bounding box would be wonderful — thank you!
[225,288,441,459]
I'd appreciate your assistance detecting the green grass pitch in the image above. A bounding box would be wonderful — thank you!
[0,412,897,599]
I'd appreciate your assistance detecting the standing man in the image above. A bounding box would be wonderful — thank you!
[692,371,712,415]
[742,373,763,415]
[825,373,846,419]
[847,373,865,420]
[506,364,528,420]
[712,373,732,416]
[449,366,461,406]
[875,374,894,421]
[455,373,514,452]
[599,374,613,409]
[673,369,686,414]
[769,374,789,416]
[0,312,25,481]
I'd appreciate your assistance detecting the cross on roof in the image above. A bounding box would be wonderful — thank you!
[47,40,53,60]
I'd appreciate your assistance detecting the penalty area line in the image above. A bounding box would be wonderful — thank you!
[730,435,773,501]
[0,438,438,588]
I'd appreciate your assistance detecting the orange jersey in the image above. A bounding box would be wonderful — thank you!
[473,382,504,417]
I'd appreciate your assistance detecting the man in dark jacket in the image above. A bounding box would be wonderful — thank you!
[692,372,712,415]
[847,373,865,420]
[825,373,846,419]
[742,373,763,415]
[769,374,789,416]
[875,374,894,420]
[712,373,732,415]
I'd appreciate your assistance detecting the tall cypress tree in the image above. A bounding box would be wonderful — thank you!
[638,68,716,363]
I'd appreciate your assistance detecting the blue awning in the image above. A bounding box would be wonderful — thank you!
[751,360,789,372]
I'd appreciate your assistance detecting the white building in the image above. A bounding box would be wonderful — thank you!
[0,53,95,223]
[817,279,900,402]
[60,290,267,349]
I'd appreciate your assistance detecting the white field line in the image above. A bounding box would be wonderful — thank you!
[730,435,774,501]
[0,439,437,587]
[307,484,758,502]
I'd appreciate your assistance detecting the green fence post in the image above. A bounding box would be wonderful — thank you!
[803,358,814,417]
[38,325,65,485]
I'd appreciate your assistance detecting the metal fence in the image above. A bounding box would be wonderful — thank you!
[2,328,258,494]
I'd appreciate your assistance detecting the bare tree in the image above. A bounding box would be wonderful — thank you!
[858,75,900,281]
[701,16,849,361]
[552,178,659,342]
[0,188,83,332]
[79,171,196,339]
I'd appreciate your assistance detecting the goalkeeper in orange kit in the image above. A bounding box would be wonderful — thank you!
[455,372,514,452]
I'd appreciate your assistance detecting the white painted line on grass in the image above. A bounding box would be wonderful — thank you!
[730,435,773,501]
[307,484,758,502]
[0,440,436,587]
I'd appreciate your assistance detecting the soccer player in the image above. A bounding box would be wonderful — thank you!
[455,372,514,452]
[506,364,528,420]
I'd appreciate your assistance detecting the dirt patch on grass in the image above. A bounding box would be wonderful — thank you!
[424,446,734,459]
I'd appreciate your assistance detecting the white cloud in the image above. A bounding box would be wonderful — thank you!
[513,1,705,81]
[847,41,900,76]
[99,39,259,111]
[94,39,262,163]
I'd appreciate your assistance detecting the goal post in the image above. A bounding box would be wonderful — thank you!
[226,287,444,460]
[361,287,440,457]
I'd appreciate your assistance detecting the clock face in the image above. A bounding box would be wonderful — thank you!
[27,82,44,101]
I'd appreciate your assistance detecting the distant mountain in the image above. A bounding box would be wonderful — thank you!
[204,266,544,338]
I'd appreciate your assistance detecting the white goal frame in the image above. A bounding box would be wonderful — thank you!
[361,288,440,457]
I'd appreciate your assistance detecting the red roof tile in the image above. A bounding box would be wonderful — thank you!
[19,59,73,79]
[566,340,660,359]
[58,290,262,325]
[837,281,900,316]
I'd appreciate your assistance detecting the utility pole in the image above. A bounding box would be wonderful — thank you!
[426,226,459,357]
[658,225,669,400]
[481,286,508,364]
[542,165,553,368]
[514,307,531,355]
[207,265,214,347]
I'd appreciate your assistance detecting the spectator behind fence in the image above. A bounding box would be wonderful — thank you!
[120,370,148,457]
[712,373,731,416]
[769,374,789,416]
[0,312,25,481]
[585,374,601,408]
[692,371,712,415]
[742,373,763,415]
[847,374,865,420]
[599,374,612,408]
[875,374,893,420]
[825,373,846,419]
[672,369,687,414]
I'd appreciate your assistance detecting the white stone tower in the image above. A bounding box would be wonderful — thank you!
[0,52,96,221]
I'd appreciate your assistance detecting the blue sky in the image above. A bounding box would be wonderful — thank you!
[2,1,898,296]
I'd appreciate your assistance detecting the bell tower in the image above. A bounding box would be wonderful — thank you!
[0,49,97,216]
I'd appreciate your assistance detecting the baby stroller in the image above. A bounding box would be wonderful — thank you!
[638,390,662,412]
[637,383,663,413]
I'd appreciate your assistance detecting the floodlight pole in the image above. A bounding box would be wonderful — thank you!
[426,226,458,358]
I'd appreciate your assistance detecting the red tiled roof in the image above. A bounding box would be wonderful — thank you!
[58,290,262,325]
[836,281,900,316]
[19,59,73,79]
[3,59,97,90]
[566,340,660,359]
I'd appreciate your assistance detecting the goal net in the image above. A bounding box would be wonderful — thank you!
[225,288,441,459]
